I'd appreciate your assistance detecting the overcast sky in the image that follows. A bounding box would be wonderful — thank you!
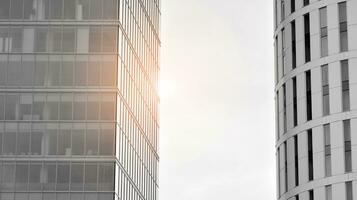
[159,0,275,199]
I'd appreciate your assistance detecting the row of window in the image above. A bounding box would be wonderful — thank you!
[0,55,116,87]
[0,161,114,192]
[276,2,348,82]
[0,122,115,156]
[278,59,350,136]
[0,0,118,21]
[278,119,352,196]
[0,192,115,200]
[296,181,353,200]
[0,25,117,53]
[0,92,116,121]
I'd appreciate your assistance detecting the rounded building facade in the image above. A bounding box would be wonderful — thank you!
[274,0,357,200]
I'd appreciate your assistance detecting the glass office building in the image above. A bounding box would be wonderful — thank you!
[0,0,160,200]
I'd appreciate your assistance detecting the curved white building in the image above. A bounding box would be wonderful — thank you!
[274,0,357,200]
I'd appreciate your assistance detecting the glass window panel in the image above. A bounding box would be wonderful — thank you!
[49,27,62,52]
[0,55,7,84]
[343,91,350,111]
[63,0,75,19]
[44,124,58,155]
[48,56,61,86]
[89,0,102,19]
[5,94,20,120]
[20,94,32,120]
[340,31,348,52]
[0,94,4,120]
[58,125,71,155]
[0,129,3,155]
[62,27,75,52]
[1,162,15,190]
[72,126,84,155]
[75,56,87,86]
[60,94,73,120]
[346,182,353,200]
[10,0,24,19]
[10,27,23,52]
[98,163,114,191]
[326,185,332,200]
[24,0,36,20]
[34,56,48,86]
[77,0,89,20]
[7,55,22,86]
[103,0,117,19]
[0,27,9,53]
[89,26,102,52]
[43,193,56,200]
[339,2,347,22]
[15,163,29,190]
[35,27,49,52]
[56,193,69,200]
[31,130,43,155]
[0,0,10,19]
[71,193,84,200]
[46,94,59,120]
[61,56,74,86]
[15,193,28,200]
[29,193,42,200]
[17,129,30,155]
[3,131,16,155]
[86,127,99,155]
[74,94,86,120]
[22,55,35,86]
[71,163,84,191]
[321,37,328,57]
[50,0,63,19]
[32,94,45,120]
[101,94,115,120]
[43,162,56,191]
[320,7,327,28]
[0,193,15,200]
[84,163,97,191]
[29,162,42,190]
[87,94,100,120]
[88,56,101,86]
[102,26,117,52]
[98,193,114,200]
[57,163,70,191]
[101,56,116,86]
[100,127,114,155]
[76,27,89,53]
[85,193,97,200]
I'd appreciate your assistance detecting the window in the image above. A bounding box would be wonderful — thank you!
[294,135,299,186]
[324,124,331,177]
[341,60,350,111]
[77,0,90,20]
[103,0,117,19]
[304,0,309,6]
[48,56,61,86]
[101,56,116,86]
[320,7,328,57]
[50,0,63,19]
[17,128,30,155]
[62,27,76,52]
[326,185,332,200]
[275,36,279,82]
[60,94,73,120]
[15,162,28,190]
[24,0,36,20]
[89,0,102,19]
[10,27,23,52]
[284,141,288,192]
[306,71,312,121]
[63,0,75,19]
[85,163,97,191]
[87,94,100,120]
[22,55,35,86]
[283,84,287,133]
[1,162,15,190]
[72,127,85,155]
[71,163,84,190]
[7,55,21,86]
[86,127,99,155]
[57,163,70,191]
[74,94,86,120]
[344,120,352,173]
[322,65,329,116]
[291,0,295,13]
[282,28,286,75]
[89,26,102,52]
[61,56,74,86]
[102,26,117,52]
[0,55,6,85]
[43,162,56,191]
[281,0,285,22]
[101,94,116,120]
[34,56,48,86]
[100,126,115,155]
[346,181,353,200]
[309,190,314,200]
[308,129,313,181]
[75,56,87,86]
[293,77,297,127]
[10,0,24,19]
[304,14,311,63]
[29,162,42,190]
[58,125,71,155]
[339,2,348,52]
[0,0,10,19]
[98,163,114,191]
[5,94,19,120]
[295,195,299,200]
[291,21,296,69]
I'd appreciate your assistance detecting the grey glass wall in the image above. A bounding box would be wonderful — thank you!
[0,0,160,200]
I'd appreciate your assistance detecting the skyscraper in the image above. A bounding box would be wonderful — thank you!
[0,0,160,200]
[275,0,357,199]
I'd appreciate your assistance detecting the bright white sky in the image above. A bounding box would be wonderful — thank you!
[159,0,275,199]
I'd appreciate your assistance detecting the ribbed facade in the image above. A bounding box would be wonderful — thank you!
[0,0,160,200]
[275,0,357,200]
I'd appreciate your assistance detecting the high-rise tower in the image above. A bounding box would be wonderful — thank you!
[275,0,357,199]
[0,0,160,199]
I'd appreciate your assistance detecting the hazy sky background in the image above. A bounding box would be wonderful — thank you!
[159,0,275,199]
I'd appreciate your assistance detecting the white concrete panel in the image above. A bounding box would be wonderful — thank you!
[328,29,339,55]
[348,24,357,51]
[314,187,325,200]
[313,151,325,179]
[311,34,320,61]
[329,87,342,114]
[331,121,344,175]
[351,119,357,172]
[347,0,357,25]
[332,183,346,200]
[299,191,309,200]
[350,58,357,110]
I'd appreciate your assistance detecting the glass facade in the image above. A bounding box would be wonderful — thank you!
[0,0,160,200]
